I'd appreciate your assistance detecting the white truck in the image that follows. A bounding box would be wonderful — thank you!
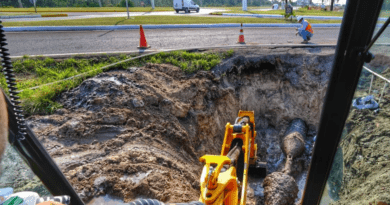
[173,0,200,13]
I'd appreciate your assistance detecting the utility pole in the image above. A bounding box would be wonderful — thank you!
[34,0,37,13]
[126,0,130,19]
[242,0,247,11]
[151,0,155,9]
[17,0,23,8]
[330,0,334,11]
[98,0,102,7]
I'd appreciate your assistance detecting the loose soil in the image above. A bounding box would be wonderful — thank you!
[328,54,390,205]
[26,47,335,204]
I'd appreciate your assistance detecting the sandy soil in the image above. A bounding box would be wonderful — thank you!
[25,47,335,204]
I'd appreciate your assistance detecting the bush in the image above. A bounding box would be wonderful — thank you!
[119,0,134,7]
[284,11,296,18]
[41,14,68,17]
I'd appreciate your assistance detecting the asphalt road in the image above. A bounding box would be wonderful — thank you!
[6,27,340,56]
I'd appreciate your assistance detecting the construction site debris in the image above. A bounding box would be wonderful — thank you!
[352,95,379,110]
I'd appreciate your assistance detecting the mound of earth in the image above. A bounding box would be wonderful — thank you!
[26,47,334,204]
[329,55,390,205]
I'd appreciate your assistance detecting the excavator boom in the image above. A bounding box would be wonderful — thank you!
[199,111,266,205]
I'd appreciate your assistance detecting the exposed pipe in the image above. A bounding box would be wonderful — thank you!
[378,82,388,105]
[369,74,374,95]
[263,119,307,205]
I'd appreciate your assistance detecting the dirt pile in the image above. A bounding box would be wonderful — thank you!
[329,106,390,205]
[26,47,334,204]
[329,55,390,205]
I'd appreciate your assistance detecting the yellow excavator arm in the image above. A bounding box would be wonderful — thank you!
[199,111,265,205]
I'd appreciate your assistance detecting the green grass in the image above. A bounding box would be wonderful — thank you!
[0,7,173,12]
[2,15,341,27]
[0,50,233,115]
[0,12,68,16]
[380,10,390,17]
[0,12,39,16]
[219,7,344,16]
[218,6,272,10]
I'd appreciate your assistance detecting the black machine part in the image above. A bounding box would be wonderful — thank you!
[233,116,250,133]
[301,0,385,204]
[0,21,84,205]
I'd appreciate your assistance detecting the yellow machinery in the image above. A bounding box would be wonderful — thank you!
[199,111,265,205]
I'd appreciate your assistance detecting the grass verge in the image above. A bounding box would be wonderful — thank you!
[2,16,341,27]
[0,50,234,115]
[0,12,40,16]
[217,7,344,16]
[0,12,66,16]
[0,7,173,12]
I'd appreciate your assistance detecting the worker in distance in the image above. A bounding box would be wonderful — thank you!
[296,16,314,43]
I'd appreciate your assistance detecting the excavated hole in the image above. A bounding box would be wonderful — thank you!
[27,48,334,205]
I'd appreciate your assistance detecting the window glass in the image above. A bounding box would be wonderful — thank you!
[0,1,351,205]
[0,143,50,202]
[320,3,390,204]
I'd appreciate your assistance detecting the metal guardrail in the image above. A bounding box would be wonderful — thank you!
[364,66,390,84]
[364,66,389,105]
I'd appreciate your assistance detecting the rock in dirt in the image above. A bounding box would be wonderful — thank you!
[263,172,299,205]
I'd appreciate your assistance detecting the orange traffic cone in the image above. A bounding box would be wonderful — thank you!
[237,23,245,44]
[138,25,151,49]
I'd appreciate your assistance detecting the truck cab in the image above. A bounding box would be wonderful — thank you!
[173,0,200,13]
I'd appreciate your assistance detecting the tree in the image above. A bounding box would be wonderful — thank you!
[119,0,134,7]
[104,0,111,6]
